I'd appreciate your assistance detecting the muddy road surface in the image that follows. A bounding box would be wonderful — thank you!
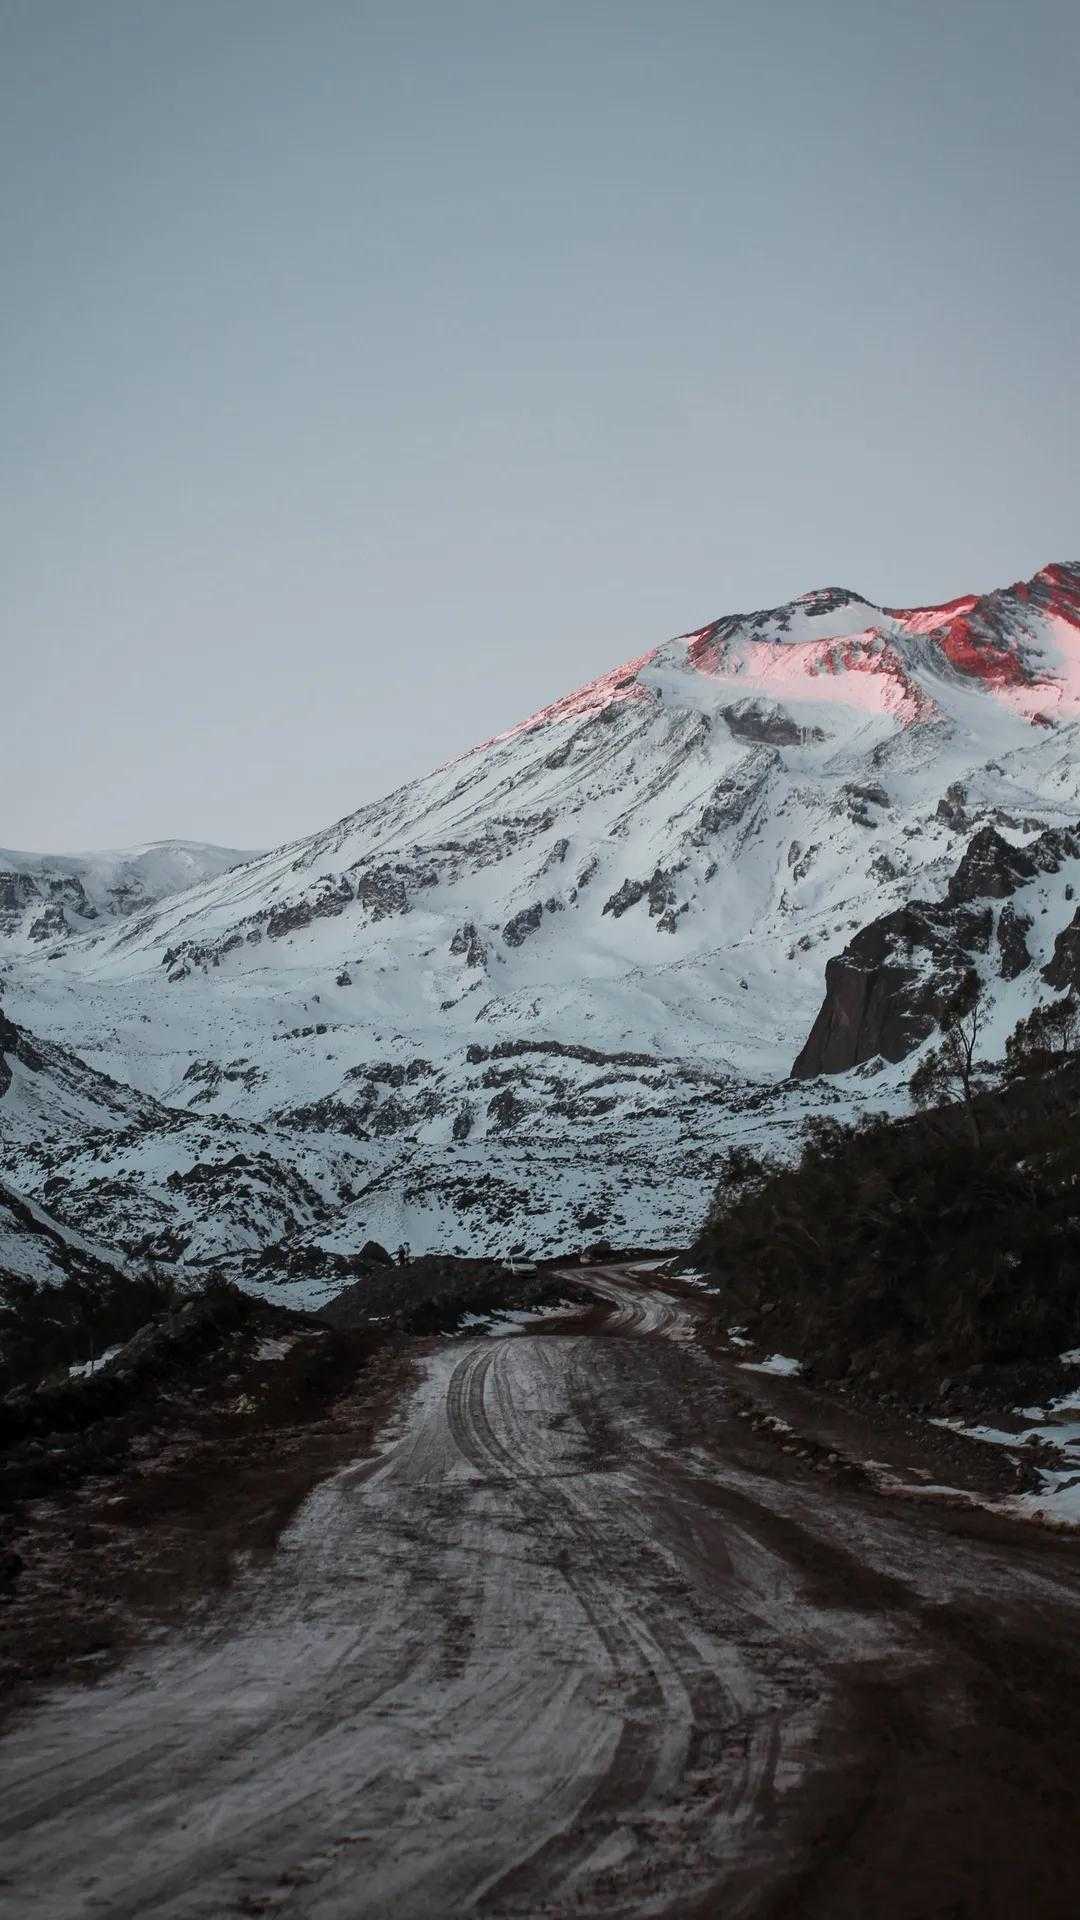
[3,1266,1080,1918]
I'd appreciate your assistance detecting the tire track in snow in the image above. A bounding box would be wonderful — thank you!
[6,1267,1079,1917]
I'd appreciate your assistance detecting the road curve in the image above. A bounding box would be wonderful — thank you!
[2,1266,1080,1918]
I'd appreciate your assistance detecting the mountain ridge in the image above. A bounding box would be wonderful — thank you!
[4,559,1080,1295]
[0,840,258,953]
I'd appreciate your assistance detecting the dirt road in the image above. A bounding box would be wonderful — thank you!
[3,1266,1080,1918]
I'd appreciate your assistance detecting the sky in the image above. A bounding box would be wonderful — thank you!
[3,0,1079,853]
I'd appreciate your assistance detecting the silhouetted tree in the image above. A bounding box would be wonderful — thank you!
[909,969,987,1144]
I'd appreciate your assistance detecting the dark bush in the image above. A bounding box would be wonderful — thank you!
[0,1264,183,1394]
[694,1099,1080,1387]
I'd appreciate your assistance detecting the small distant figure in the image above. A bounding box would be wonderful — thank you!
[397,1241,410,1267]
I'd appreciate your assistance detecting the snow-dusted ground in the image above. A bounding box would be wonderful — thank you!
[740,1353,802,1378]
[4,562,1080,1271]
[5,1266,1080,1917]
[933,1369,1080,1526]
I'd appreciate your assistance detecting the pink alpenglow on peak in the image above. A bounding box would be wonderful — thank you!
[461,561,1080,771]
[476,649,660,752]
[670,561,1080,726]
[889,595,979,637]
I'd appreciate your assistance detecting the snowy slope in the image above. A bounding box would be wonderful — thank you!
[0,1173,129,1291]
[4,561,1080,1283]
[0,840,257,952]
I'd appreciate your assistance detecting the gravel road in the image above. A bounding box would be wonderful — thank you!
[3,1266,1080,1918]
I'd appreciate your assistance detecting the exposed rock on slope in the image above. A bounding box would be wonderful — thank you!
[0,842,254,953]
[0,1172,128,1295]
[5,562,1080,1271]
[794,824,1080,1077]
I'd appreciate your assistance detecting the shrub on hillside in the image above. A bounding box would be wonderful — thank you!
[694,1107,1080,1386]
[0,1265,184,1394]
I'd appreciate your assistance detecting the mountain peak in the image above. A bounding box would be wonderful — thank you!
[7,556,1080,1268]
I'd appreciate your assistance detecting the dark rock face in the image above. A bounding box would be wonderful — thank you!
[791,902,990,1077]
[487,1086,526,1130]
[602,865,686,928]
[355,866,410,920]
[721,697,824,747]
[450,922,486,967]
[946,827,1039,904]
[538,836,570,874]
[503,902,544,947]
[795,819,1080,1077]
[0,1008,17,1099]
[997,902,1033,980]
[50,874,96,917]
[1043,908,1080,991]
[842,782,891,828]
[691,751,777,848]
[0,872,40,915]
[0,1007,47,1099]
[645,868,679,920]
[602,876,650,919]
[28,903,69,943]
[267,876,354,938]
[936,783,971,832]
[265,900,313,938]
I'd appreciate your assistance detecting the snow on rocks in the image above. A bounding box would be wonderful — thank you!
[4,561,1080,1270]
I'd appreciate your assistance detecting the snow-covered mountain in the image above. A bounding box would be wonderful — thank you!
[0,841,256,951]
[5,560,1080,1300]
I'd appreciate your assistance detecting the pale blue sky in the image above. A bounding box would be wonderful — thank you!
[3,0,1079,849]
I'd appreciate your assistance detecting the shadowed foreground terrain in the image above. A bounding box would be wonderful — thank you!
[2,1268,1079,1918]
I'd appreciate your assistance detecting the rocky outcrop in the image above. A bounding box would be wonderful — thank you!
[997,902,1033,979]
[28,903,69,942]
[721,697,824,747]
[503,902,544,947]
[0,873,38,911]
[602,865,687,927]
[692,753,776,844]
[602,876,650,919]
[0,1008,17,1099]
[791,901,991,1077]
[538,837,570,874]
[936,783,971,832]
[487,1086,526,1130]
[946,827,1039,904]
[1043,908,1080,992]
[0,1007,47,1100]
[842,782,891,828]
[0,873,40,929]
[795,820,1080,1077]
[450,922,487,967]
[355,865,410,920]
[267,876,354,939]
